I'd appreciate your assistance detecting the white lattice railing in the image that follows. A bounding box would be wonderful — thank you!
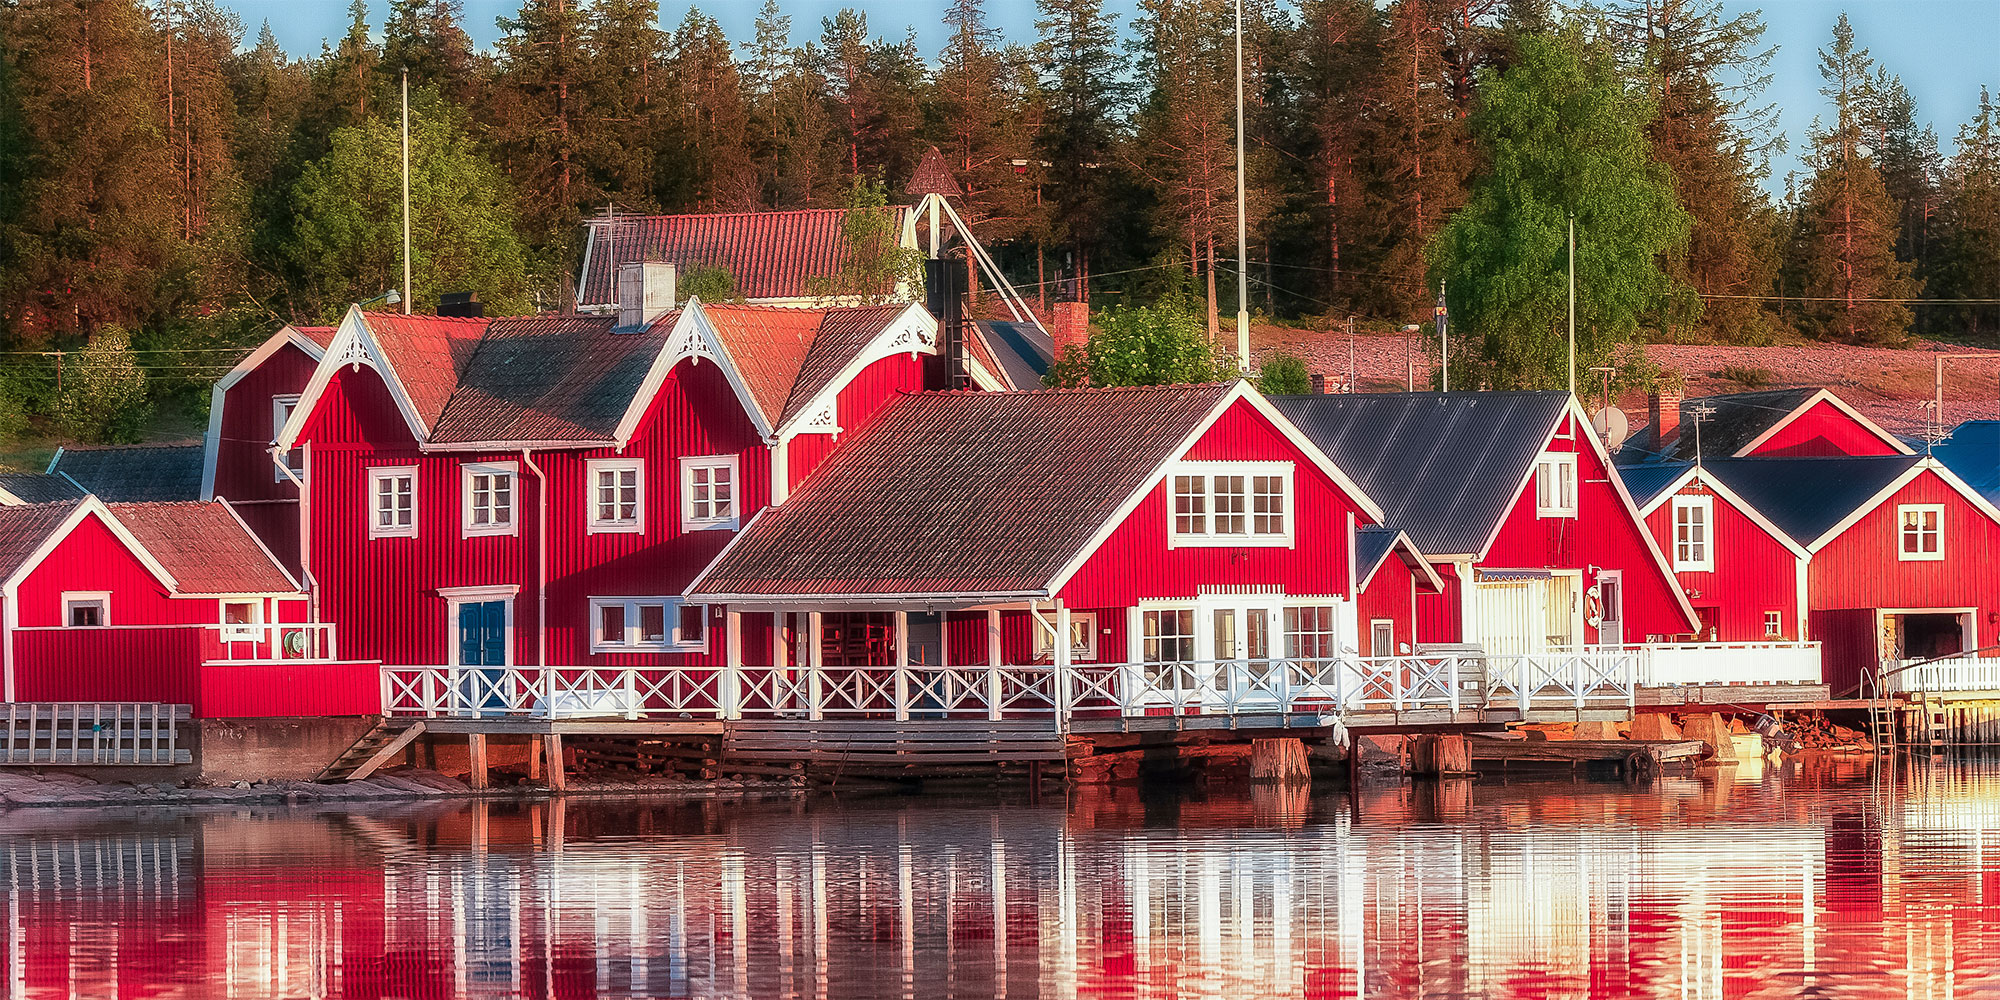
[1882,656,2000,695]
[1626,642,1822,687]
[1484,652,1637,711]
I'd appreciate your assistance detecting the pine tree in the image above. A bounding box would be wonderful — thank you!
[1034,0,1131,296]
[658,10,757,211]
[488,0,598,253]
[382,0,480,106]
[1,0,180,338]
[1862,70,1941,297]
[742,1,838,208]
[1364,0,1469,319]
[1789,15,1919,343]
[1131,0,1236,337]
[157,0,248,307]
[307,0,381,139]
[1931,89,2000,338]
[928,0,1040,306]
[811,11,925,185]
[1282,0,1384,311]
[587,0,665,210]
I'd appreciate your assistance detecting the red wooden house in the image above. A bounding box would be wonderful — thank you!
[0,497,372,716]
[1355,528,1445,658]
[1622,387,1911,464]
[685,381,1394,703]
[198,323,337,571]
[274,293,971,699]
[1274,391,1697,657]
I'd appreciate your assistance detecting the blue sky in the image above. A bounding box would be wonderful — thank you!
[228,0,1999,194]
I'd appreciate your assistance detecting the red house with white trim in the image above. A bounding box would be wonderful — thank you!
[199,323,336,572]
[1274,392,1698,657]
[1622,387,1912,464]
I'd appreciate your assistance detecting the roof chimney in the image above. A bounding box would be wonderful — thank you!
[1310,373,1328,395]
[1649,387,1683,453]
[1051,301,1089,359]
[617,261,675,332]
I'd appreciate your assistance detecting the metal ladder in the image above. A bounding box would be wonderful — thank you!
[1865,669,1898,754]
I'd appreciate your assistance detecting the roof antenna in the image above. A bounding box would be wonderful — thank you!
[1690,401,1717,467]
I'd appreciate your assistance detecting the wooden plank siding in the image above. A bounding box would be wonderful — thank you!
[1809,469,2000,652]
[1747,399,1904,457]
[1358,556,1420,656]
[1640,480,1805,643]
[209,339,319,572]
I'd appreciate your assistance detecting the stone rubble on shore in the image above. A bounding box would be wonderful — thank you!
[0,768,804,809]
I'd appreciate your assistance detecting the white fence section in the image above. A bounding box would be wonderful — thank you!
[1882,656,2000,695]
[204,622,341,663]
[1627,642,1823,687]
[382,652,1637,723]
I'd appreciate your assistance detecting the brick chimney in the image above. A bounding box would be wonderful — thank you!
[1649,387,1683,453]
[1051,301,1089,357]
[1309,373,1328,395]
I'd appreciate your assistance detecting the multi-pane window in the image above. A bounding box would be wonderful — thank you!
[462,463,516,536]
[591,598,706,651]
[222,600,260,641]
[1036,611,1099,661]
[681,456,739,531]
[1898,504,1943,561]
[1284,606,1341,660]
[63,593,108,628]
[1535,452,1578,517]
[272,394,303,481]
[1672,495,1712,571]
[1141,609,1196,664]
[588,459,643,533]
[1169,463,1293,546]
[369,467,417,538]
[1764,611,1783,638]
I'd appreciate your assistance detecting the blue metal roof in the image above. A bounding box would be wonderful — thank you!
[1616,462,1693,508]
[1699,456,1924,547]
[1932,421,2000,504]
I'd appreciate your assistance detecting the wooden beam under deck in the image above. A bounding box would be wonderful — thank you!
[413,718,727,737]
[1635,683,1832,708]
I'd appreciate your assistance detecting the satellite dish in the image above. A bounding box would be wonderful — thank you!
[1592,406,1630,451]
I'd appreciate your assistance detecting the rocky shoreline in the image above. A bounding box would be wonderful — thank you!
[0,769,806,809]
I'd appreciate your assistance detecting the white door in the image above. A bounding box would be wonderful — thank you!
[1594,572,1624,647]
[1206,602,1281,705]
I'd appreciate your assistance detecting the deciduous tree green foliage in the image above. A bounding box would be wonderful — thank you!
[1256,353,1311,395]
[1044,302,1237,387]
[678,264,742,305]
[283,101,529,320]
[808,177,926,305]
[57,326,151,444]
[1428,32,1692,390]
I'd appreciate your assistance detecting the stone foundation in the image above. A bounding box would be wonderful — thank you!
[195,716,380,784]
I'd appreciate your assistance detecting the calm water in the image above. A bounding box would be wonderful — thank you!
[4,757,2000,998]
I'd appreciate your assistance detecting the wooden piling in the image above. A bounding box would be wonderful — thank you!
[466,734,488,790]
[1249,738,1310,785]
[544,733,567,792]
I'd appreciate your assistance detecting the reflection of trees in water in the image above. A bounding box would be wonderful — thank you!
[0,772,1998,997]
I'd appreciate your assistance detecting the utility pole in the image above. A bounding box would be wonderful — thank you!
[1345,316,1355,393]
[1233,0,1250,371]
[1436,281,1448,392]
[401,66,412,315]
[1401,324,1421,391]
[1567,214,1576,396]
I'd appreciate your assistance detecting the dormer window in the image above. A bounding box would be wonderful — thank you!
[1169,462,1293,547]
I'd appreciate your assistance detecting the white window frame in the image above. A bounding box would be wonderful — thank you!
[1671,495,1713,572]
[1898,503,1944,562]
[221,599,263,642]
[1764,610,1783,638]
[1037,610,1100,662]
[680,455,740,532]
[368,465,418,539]
[1369,619,1396,658]
[587,458,645,534]
[1535,452,1578,518]
[461,461,519,538]
[589,597,709,653]
[272,394,303,482]
[1167,461,1295,548]
[62,591,110,628]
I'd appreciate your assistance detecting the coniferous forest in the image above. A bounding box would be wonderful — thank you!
[0,0,1998,442]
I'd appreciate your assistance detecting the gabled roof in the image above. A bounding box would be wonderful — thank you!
[1356,527,1445,594]
[49,444,204,502]
[0,473,86,505]
[1699,456,1928,549]
[429,315,667,445]
[703,302,921,431]
[577,207,913,308]
[1617,462,1694,509]
[690,382,1367,601]
[357,312,491,432]
[201,322,338,499]
[1931,420,2000,503]
[1622,461,1813,560]
[0,501,84,584]
[104,501,300,595]
[1272,391,1573,558]
[1625,388,1914,463]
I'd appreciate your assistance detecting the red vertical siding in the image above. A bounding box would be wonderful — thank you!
[1811,608,1881,696]
[1640,480,1803,642]
[14,514,205,627]
[1358,558,1417,656]
[1481,415,1691,640]
[1747,400,1902,457]
[212,341,320,569]
[13,628,203,707]
[1809,471,2000,651]
[1415,564,1463,645]
[1058,401,1363,608]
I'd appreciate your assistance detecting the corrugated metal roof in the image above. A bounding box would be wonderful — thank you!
[1932,420,2000,503]
[1355,527,1399,584]
[690,384,1234,598]
[578,207,911,307]
[51,445,204,502]
[1622,388,1823,463]
[0,502,80,582]
[1700,455,1924,547]
[0,473,86,504]
[105,501,298,594]
[1616,462,1693,508]
[1272,392,1570,557]
[428,314,667,444]
[975,320,1053,389]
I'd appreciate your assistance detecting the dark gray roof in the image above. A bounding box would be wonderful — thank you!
[1621,389,1832,464]
[1616,462,1693,508]
[1355,527,1399,584]
[49,445,204,502]
[0,473,86,504]
[1272,391,1571,558]
[974,321,1054,389]
[1700,456,1924,547]
[1933,421,2000,503]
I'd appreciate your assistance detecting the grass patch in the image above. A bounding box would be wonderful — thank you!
[1717,364,1774,389]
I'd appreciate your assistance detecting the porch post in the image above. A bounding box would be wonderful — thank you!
[894,610,910,722]
[1054,603,1073,732]
[807,611,824,721]
[985,610,1004,721]
[723,609,743,720]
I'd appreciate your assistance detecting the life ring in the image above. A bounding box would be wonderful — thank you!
[1584,584,1604,628]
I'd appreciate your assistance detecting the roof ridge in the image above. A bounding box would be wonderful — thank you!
[906,382,1232,398]
[595,206,896,224]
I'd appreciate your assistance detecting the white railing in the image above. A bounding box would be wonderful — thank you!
[1484,652,1637,711]
[382,655,1535,722]
[1882,656,2000,695]
[203,622,340,663]
[1627,642,1823,687]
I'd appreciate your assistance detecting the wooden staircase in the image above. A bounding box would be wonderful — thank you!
[316,720,426,782]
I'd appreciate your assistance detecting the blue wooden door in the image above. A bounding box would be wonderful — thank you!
[457,601,508,712]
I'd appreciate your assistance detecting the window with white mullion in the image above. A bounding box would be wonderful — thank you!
[369,466,417,538]
[590,597,708,652]
[462,462,517,536]
[1898,504,1944,561]
[680,456,740,531]
[1671,495,1712,571]
[588,459,644,533]
[1535,452,1578,518]
[1168,462,1294,547]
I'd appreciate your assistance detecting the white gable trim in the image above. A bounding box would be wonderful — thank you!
[1732,388,1915,458]
[202,326,328,500]
[2,498,179,594]
[1043,381,1384,598]
[1635,465,1813,561]
[1357,529,1447,594]
[276,307,429,450]
[1803,457,2000,552]
[612,300,775,447]
[214,496,306,594]
[771,301,939,440]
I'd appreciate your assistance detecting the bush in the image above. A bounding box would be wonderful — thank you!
[1043,303,1237,388]
[679,263,743,305]
[56,325,151,443]
[1256,353,1312,395]
[1718,364,1774,389]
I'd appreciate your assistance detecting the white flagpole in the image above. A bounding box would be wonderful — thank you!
[1234,0,1250,371]
[402,67,413,315]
